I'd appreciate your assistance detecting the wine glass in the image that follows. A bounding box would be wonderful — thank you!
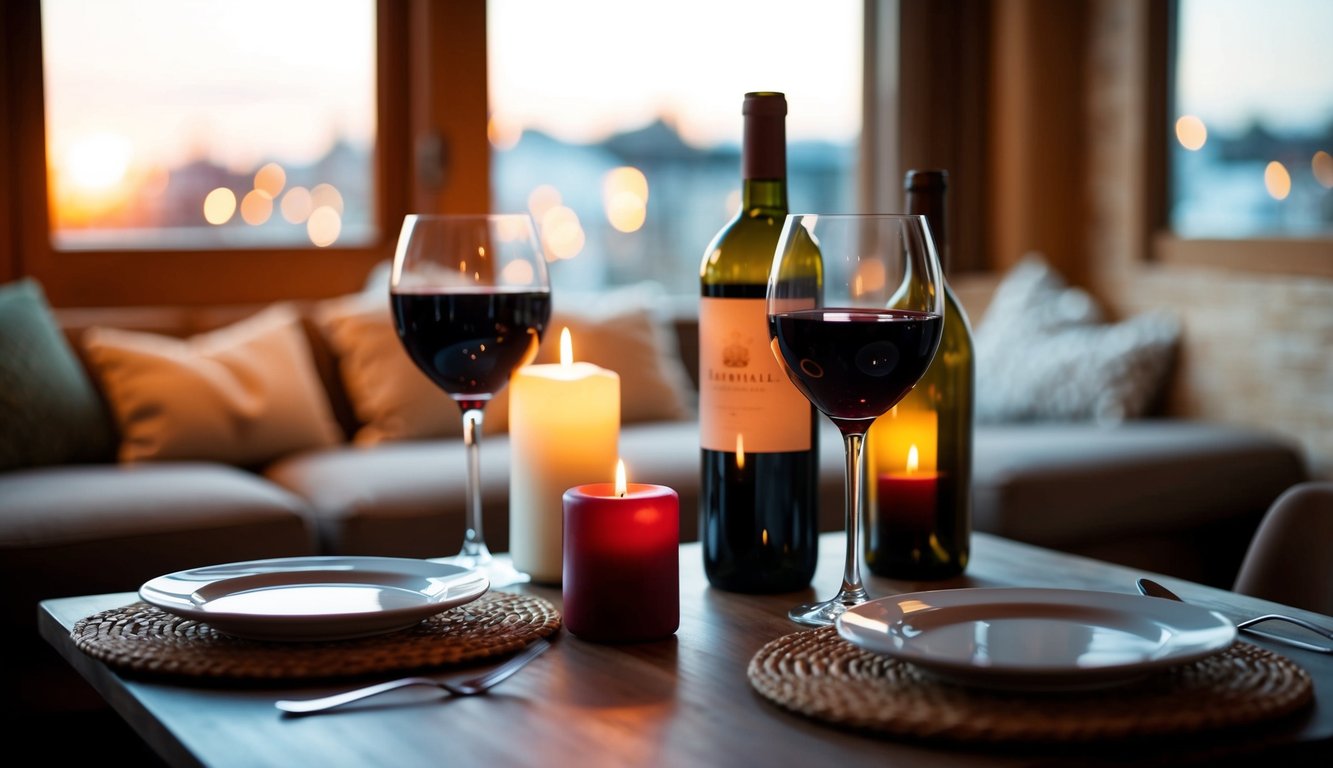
[390,213,552,587]
[767,213,945,626]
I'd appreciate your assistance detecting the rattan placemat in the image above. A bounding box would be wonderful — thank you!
[71,591,561,682]
[747,627,1313,744]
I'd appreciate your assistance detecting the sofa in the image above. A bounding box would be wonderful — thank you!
[0,262,1309,718]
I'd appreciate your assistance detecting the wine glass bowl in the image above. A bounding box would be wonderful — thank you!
[390,213,551,586]
[767,213,945,626]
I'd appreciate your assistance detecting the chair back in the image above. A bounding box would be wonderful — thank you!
[1233,481,1333,616]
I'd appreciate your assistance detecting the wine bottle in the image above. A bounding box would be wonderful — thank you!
[699,92,819,593]
[865,169,974,579]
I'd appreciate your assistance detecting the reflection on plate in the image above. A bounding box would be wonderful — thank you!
[835,587,1236,692]
[140,556,489,642]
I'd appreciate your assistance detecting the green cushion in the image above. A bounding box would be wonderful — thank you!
[0,278,115,470]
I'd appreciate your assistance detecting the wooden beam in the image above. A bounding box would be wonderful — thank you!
[409,0,490,215]
[987,0,1089,285]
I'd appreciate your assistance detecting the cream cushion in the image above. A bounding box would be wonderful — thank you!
[536,288,695,425]
[314,292,488,445]
[82,304,343,465]
[974,254,1181,425]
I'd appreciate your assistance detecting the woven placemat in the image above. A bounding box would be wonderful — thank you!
[72,591,561,682]
[747,627,1313,744]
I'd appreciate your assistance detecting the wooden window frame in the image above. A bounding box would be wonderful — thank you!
[1,0,491,308]
[1146,0,1333,278]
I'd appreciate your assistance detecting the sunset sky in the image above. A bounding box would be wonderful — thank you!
[37,0,1330,204]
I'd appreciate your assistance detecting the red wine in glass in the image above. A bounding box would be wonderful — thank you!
[389,213,551,588]
[391,288,551,411]
[767,213,945,627]
[769,308,942,432]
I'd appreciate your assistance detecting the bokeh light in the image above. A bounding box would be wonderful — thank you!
[1264,161,1291,200]
[540,205,585,260]
[254,163,287,198]
[203,187,237,225]
[311,183,344,214]
[307,205,341,246]
[1174,115,1207,151]
[527,184,562,223]
[280,186,313,223]
[240,189,273,225]
[1313,151,1333,190]
[500,259,536,286]
[487,113,522,151]
[603,166,649,233]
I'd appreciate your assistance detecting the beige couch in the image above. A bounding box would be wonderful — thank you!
[0,277,1308,719]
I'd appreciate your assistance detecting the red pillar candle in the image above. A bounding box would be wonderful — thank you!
[562,461,679,643]
[876,445,939,533]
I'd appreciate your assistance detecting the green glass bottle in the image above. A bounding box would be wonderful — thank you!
[865,169,974,579]
[699,92,819,593]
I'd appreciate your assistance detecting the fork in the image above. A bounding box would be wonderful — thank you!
[275,637,552,715]
[1136,578,1333,654]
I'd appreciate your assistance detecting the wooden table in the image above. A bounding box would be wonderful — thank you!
[39,533,1332,767]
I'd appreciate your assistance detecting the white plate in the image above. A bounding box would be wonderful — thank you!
[140,556,489,642]
[835,587,1236,692]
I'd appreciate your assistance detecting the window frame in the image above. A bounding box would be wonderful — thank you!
[1,1,904,306]
[1146,0,1333,278]
[0,0,493,308]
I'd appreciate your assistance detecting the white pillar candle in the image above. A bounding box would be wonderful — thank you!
[508,328,620,584]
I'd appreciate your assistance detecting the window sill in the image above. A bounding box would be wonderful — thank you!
[1152,234,1333,279]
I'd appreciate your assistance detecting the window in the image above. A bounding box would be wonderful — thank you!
[487,0,863,296]
[2,1,413,306]
[41,0,378,251]
[6,2,874,304]
[1169,0,1333,238]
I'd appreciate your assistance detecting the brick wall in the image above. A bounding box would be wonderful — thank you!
[1085,0,1333,479]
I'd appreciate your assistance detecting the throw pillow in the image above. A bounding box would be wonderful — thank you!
[0,278,116,470]
[82,303,344,465]
[314,291,485,445]
[974,254,1182,425]
[539,283,696,424]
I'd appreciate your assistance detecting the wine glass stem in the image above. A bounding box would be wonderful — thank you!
[839,431,869,604]
[460,407,491,561]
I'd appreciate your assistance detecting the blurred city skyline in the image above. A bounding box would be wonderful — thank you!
[35,0,1332,253]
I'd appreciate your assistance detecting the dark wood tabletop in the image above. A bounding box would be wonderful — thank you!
[39,533,1332,768]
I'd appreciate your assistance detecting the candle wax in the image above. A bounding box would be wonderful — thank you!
[563,482,679,643]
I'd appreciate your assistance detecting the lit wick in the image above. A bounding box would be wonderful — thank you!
[615,458,627,498]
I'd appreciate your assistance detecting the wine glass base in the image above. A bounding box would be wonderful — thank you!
[429,553,532,590]
[788,588,870,628]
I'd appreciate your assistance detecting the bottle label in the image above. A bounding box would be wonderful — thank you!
[699,297,811,453]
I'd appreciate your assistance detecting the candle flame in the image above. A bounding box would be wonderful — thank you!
[907,444,920,474]
[615,458,627,497]
[735,433,745,470]
[560,327,573,369]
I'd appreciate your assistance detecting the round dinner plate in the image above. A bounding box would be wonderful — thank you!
[139,556,489,642]
[835,587,1237,692]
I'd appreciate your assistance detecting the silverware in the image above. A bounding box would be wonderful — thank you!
[275,637,552,715]
[1136,578,1332,654]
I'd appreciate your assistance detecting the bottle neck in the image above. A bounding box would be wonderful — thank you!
[906,190,947,272]
[741,100,786,213]
[743,178,787,214]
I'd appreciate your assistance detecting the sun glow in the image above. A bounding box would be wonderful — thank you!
[60,133,134,192]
